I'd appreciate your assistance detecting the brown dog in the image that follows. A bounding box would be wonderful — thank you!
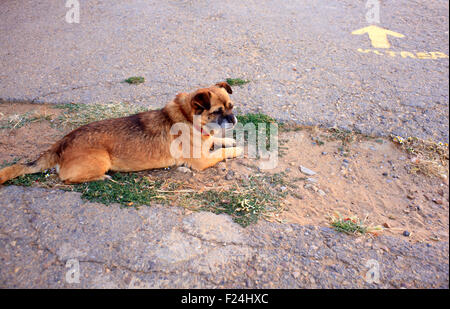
[0,82,243,184]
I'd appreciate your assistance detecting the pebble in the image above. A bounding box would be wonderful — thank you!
[382,172,388,176]
[343,159,350,164]
[299,165,317,176]
[403,231,410,237]
[432,199,443,205]
[321,152,327,155]
[317,189,326,196]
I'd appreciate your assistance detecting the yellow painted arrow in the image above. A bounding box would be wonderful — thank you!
[352,25,405,48]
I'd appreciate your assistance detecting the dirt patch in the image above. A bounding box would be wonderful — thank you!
[1,102,448,243]
[0,102,64,163]
[264,130,449,243]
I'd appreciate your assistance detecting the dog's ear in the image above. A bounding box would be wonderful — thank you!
[192,90,211,112]
[215,82,233,94]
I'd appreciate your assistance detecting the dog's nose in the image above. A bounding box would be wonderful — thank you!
[225,114,237,125]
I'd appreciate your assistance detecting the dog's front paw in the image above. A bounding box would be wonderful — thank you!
[214,137,236,148]
[222,137,237,148]
[231,146,244,158]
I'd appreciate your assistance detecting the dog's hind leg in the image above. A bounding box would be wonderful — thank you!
[58,149,112,184]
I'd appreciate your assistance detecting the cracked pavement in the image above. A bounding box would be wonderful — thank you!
[0,186,448,288]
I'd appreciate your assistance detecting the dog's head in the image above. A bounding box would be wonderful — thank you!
[190,82,237,131]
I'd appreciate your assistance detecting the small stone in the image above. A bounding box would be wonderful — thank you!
[403,231,410,237]
[299,165,317,176]
[382,172,388,176]
[176,166,191,173]
[407,194,415,200]
[321,152,328,155]
[343,159,350,164]
[432,199,443,205]
[382,222,390,228]
[317,189,326,196]
[225,170,235,180]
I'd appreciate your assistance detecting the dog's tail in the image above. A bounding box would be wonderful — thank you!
[0,149,59,185]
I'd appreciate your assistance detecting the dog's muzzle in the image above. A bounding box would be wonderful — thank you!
[218,114,237,130]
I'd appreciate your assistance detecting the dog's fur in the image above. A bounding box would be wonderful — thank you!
[0,82,243,184]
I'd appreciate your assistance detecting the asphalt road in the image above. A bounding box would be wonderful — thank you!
[1,186,448,288]
[0,0,449,141]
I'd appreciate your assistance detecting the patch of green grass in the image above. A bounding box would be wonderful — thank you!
[2,163,288,226]
[69,173,164,207]
[236,113,276,127]
[226,78,250,87]
[194,173,287,226]
[124,76,145,85]
[329,213,383,236]
[235,113,279,153]
[330,216,367,235]
[5,173,49,187]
